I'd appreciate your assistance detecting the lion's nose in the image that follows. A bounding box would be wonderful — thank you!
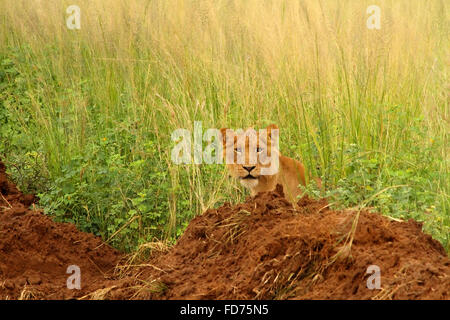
[243,166,256,172]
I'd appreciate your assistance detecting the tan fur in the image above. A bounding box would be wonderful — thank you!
[220,124,313,203]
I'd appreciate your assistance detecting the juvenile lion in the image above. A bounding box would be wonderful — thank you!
[220,124,318,203]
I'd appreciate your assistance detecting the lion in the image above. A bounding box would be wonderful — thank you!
[220,124,319,203]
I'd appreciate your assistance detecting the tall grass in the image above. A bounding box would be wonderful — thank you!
[0,0,448,251]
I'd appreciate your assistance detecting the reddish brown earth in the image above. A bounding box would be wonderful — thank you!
[0,159,449,300]
[0,160,121,299]
[108,185,449,300]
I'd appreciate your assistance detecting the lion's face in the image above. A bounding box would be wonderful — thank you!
[220,125,279,188]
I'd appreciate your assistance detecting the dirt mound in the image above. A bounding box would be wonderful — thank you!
[0,160,122,299]
[108,185,449,300]
[0,159,449,300]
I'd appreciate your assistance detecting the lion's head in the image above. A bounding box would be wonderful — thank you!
[220,124,280,189]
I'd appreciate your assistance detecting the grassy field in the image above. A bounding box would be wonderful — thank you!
[0,0,448,252]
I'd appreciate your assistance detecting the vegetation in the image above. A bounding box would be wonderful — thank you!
[0,0,448,252]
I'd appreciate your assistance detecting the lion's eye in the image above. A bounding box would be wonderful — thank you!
[256,147,263,153]
[235,147,242,153]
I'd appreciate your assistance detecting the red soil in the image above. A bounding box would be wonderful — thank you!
[0,160,121,299]
[108,185,449,300]
[0,159,449,300]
